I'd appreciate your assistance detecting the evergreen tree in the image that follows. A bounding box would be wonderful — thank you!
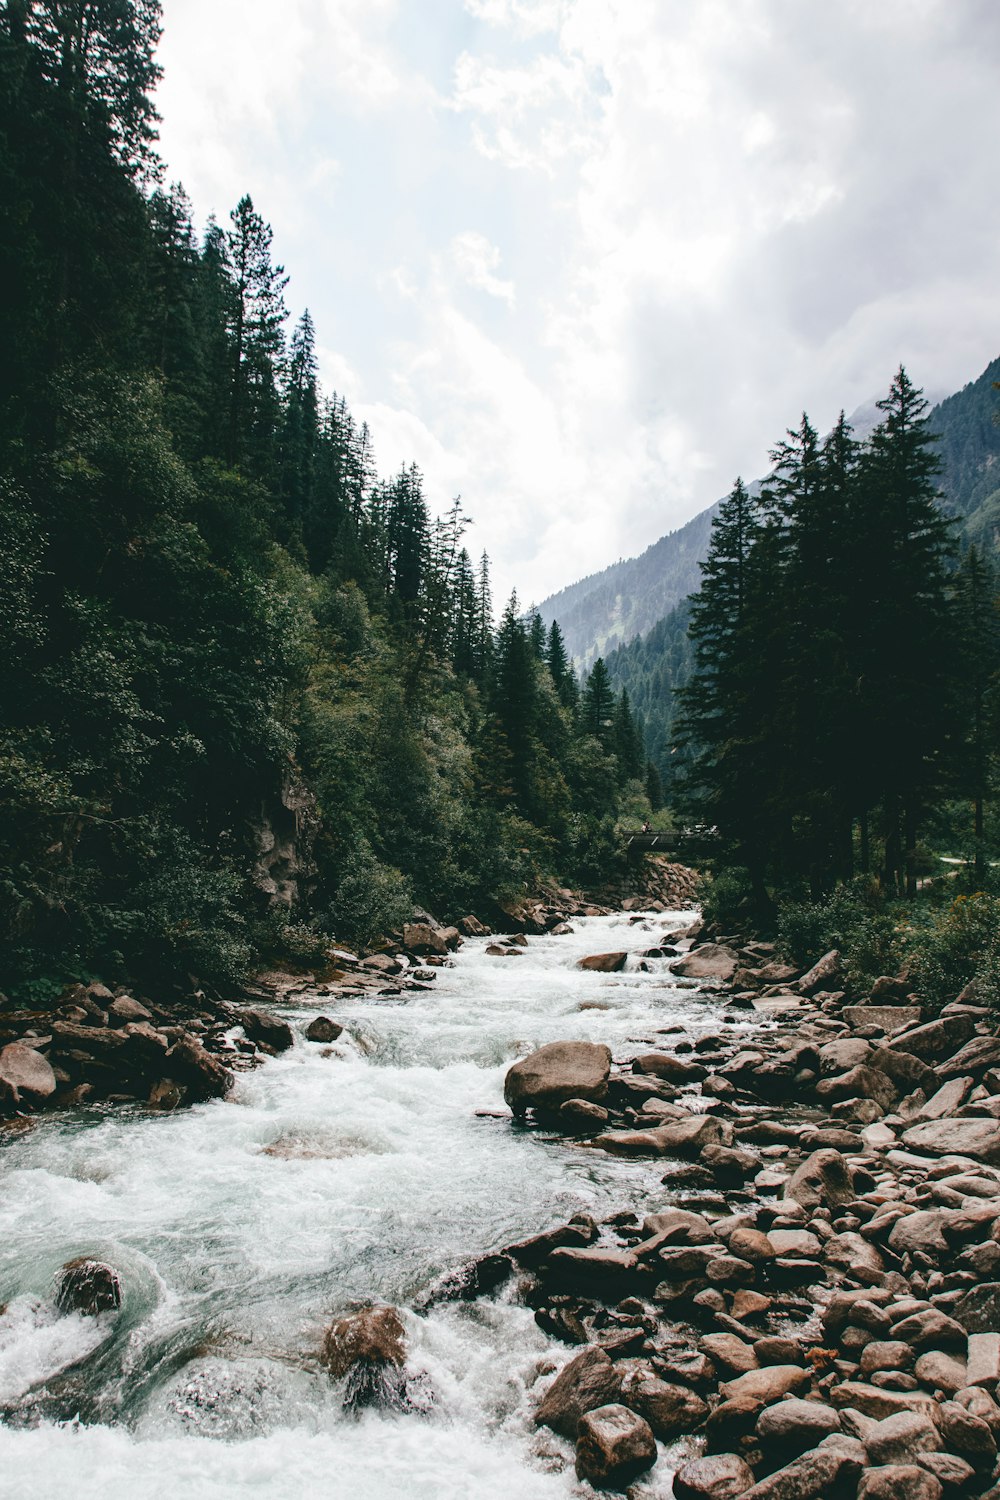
[580,657,615,747]
[225,194,288,475]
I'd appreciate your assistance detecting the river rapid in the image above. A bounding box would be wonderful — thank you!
[0,909,752,1499]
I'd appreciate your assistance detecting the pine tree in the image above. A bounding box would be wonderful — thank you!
[225,194,288,475]
[279,308,319,550]
[580,657,615,747]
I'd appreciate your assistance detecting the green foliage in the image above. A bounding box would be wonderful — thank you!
[910,892,1000,1014]
[325,844,413,949]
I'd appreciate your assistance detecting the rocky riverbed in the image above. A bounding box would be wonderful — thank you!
[464,928,1000,1495]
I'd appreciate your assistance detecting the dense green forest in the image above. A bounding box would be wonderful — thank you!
[0,1,659,997]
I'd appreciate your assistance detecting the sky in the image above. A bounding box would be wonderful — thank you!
[156,0,1000,607]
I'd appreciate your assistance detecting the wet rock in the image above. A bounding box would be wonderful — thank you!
[575,1402,657,1488]
[889,1308,968,1352]
[799,950,842,994]
[620,1369,709,1438]
[734,1446,859,1500]
[402,922,448,956]
[953,1284,1000,1335]
[937,1401,998,1466]
[673,1453,756,1500]
[756,1398,841,1456]
[860,1341,914,1376]
[633,1052,706,1083]
[506,1218,597,1266]
[719,1365,809,1403]
[457,915,490,937]
[856,1465,943,1500]
[784,1149,855,1212]
[914,1351,968,1394]
[887,1015,975,1063]
[504,1041,611,1116]
[597,1115,733,1158]
[560,1098,610,1128]
[830,1383,938,1420]
[701,1332,760,1376]
[237,1009,294,1052]
[322,1305,416,1411]
[305,1016,343,1043]
[147,1078,183,1110]
[815,1066,897,1110]
[672,944,739,982]
[107,995,153,1024]
[915,1452,975,1491]
[534,1345,623,1437]
[887,1209,953,1257]
[0,1042,57,1105]
[56,1257,122,1316]
[864,1411,942,1464]
[167,1037,234,1100]
[578,952,629,972]
[702,1145,759,1185]
[902,1119,1000,1164]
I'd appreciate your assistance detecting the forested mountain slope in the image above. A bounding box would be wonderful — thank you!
[539,369,1000,673]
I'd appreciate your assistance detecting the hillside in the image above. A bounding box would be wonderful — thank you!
[537,367,999,671]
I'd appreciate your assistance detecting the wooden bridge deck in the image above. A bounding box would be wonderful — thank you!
[625,829,718,859]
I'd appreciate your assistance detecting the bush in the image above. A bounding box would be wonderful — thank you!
[910,893,1000,1013]
[700,866,759,932]
[777,877,887,966]
[325,843,413,948]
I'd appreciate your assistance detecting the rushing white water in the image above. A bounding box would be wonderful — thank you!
[0,910,749,1498]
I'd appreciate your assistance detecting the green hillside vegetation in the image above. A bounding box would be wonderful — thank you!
[0,2,658,998]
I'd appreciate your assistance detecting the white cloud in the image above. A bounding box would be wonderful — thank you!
[450,231,516,305]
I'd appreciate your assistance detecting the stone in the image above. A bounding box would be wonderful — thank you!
[916,1452,975,1490]
[902,1120,1000,1164]
[560,1098,610,1127]
[889,1308,967,1352]
[887,1208,954,1257]
[305,1016,343,1043]
[619,1369,709,1439]
[673,1453,756,1500]
[56,1257,122,1315]
[955,1386,1000,1431]
[937,1401,998,1465]
[0,1042,57,1105]
[701,1332,760,1377]
[917,1077,975,1120]
[870,1047,937,1093]
[768,1229,822,1258]
[829,1383,938,1420]
[966,1333,1000,1389]
[148,1078,182,1110]
[107,995,153,1023]
[729,1448,858,1500]
[702,1145,759,1183]
[953,1284,1000,1335]
[815,1066,897,1110]
[547,1246,639,1283]
[167,1037,234,1100]
[578,951,629,972]
[633,1052,706,1082]
[820,1037,875,1073]
[575,1403,657,1488]
[534,1346,623,1437]
[753,1337,803,1367]
[403,922,448,955]
[888,1016,975,1063]
[864,1411,942,1465]
[322,1305,412,1411]
[728,1228,776,1262]
[936,1038,1000,1082]
[784,1148,856,1212]
[598,1115,733,1158]
[823,1232,886,1284]
[856,1466,943,1500]
[861,1342,914,1376]
[504,1041,611,1115]
[756,1398,841,1455]
[457,914,490,937]
[914,1351,968,1395]
[799,950,842,994]
[845,1007,923,1032]
[672,944,739,982]
[719,1365,809,1403]
[237,1008,295,1052]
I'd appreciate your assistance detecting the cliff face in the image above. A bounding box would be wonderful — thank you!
[251,768,319,910]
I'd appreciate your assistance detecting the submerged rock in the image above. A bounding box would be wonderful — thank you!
[56,1257,122,1316]
[322,1305,425,1414]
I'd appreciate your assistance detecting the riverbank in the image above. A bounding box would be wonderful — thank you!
[478,928,1000,1494]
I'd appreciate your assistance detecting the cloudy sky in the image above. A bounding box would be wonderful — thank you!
[156,0,1000,606]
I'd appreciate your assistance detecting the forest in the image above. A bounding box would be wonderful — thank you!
[0,0,656,997]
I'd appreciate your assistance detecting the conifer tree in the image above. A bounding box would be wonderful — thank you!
[225,194,288,475]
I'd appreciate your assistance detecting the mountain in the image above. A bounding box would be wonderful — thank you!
[536,364,1000,672]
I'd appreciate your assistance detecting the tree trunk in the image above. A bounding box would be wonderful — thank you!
[904,801,917,898]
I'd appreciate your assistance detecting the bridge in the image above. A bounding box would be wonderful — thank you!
[624,828,719,861]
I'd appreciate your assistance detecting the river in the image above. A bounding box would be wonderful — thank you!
[0,908,748,1499]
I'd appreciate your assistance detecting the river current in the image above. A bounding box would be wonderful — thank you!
[0,909,748,1499]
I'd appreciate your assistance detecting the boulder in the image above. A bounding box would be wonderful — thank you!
[597,1114,733,1158]
[575,1403,657,1488]
[864,1411,942,1465]
[902,1119,1000,1164]
[856,1466,943,1500]
[619,1369,709,1439]
[937,1401,998,1465]
[844,1006,923,1032]
[819,1038,874,1074]
[672,944,739,982]
[887,1015,975,1063]
[756,1398,841,1455]
[936,1037,1000,1081]
[728,1228,776,1263]
[829,1383,938,1420]
[889,1308,967,1352]
[56,1257,122,1315]
[815,1065,897,1110]
[870,1047,937,1093]
[719,1365,809,1403]
[322,1305,412,1411]
[953,1284,1000,1335]
[917,1077,974,1120]
[0,1042,57,1105]
[701,1332,760,1377]
[784,1148,855,1212]
[457,915,490,937]
[578,951,628,973]
[799,950,842,994]
[729,1448,859,1500]
[887,1208,953,1257]
[860,1341,914,1376]
[403,922,449,956]
[504,1041,611,1116]
[967,1333,1000,1389]
[107,995,153,1023]
[633,1052,706,1082]
[916,1453,975,1490]
[673,1453,756,1500]
[534,1345,622,1437]
[167,1037,234,1100]
[559,1098,610,1128]
[305,1016,343,1043]
[913,1350,968,1395]
[237,1008,295,1051]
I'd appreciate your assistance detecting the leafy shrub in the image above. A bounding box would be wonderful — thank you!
[777,878,887,966]
[910,893,1000,1013]
[700,866,759,932]
[325,843,413,948]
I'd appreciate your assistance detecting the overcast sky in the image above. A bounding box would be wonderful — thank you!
[156,0,1000,606]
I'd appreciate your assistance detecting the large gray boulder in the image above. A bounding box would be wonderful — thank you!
[0,1042,57,1105]
[902,1119,1000,1164]
[673,1453,756,1500]
[672,944,739,982]
[534,1345,622,1437]
[504,1040,611,1116]
[578,951,628,972]
[887,1014,975,1062]
[784,1148,855,1212]
[575,1403,657,1488]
